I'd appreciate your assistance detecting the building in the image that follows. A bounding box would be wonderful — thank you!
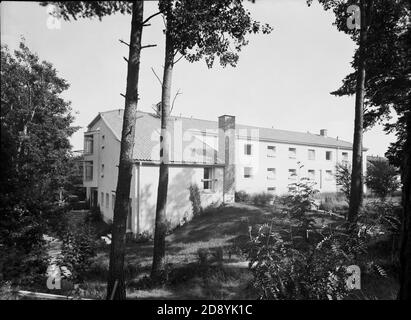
[83,109,367,235]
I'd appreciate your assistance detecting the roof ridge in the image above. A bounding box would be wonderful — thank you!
[99,108,352,145]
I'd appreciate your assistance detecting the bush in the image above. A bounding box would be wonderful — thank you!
[58,224,97,283]
[189,184,202,217]
[335,163,351,201]
[283,177,318,218]
[251,192,274,207]
[319,196,348,213]
[366,160,400,200]
[134,230,153,243]
[235,191,250,203]
[85,205,103,224]
[247,223,365,300]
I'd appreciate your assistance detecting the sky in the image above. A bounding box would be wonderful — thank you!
[1,0,395,156]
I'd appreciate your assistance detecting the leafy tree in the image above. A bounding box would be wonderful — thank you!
[313,0,410,298]
[41,1,161,299]
[151,0,272,281]
[366,159,400,200]
[0,42,77,283]
[308,0,373,224]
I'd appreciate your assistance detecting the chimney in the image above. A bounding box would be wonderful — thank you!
[320,129,328,137]
[218,115,236,203]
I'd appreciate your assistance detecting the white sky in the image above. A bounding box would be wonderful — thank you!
[1,0,395,156]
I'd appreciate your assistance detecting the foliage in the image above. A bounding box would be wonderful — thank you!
[361,200,402,235]
[319,196,348,213]
[283,177,319,219]
[161,0,273,68]
[251,192,274,207]
[189,183,202,217]
[134,231,153,244]
[335,163,352,201]
[58,224,97,283]
[247,223,361,300]
[366,160,400,200]
[40,1,133,21]
[235,190,250,203]
[85,205,103,224]
[1,42,77,284]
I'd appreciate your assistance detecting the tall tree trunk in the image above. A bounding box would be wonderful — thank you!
[151,22,174,282]
[106,1,144,300]
[347,0,368,224]
[399,113,411,299]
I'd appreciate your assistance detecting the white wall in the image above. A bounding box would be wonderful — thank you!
[138,166,223,233]
[235,137,357,195]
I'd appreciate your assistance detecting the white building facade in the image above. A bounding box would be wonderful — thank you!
[83,110,367,235]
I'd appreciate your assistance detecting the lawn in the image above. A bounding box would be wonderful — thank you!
[16,202,397,300]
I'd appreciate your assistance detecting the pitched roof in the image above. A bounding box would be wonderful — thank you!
[88,109,357,161]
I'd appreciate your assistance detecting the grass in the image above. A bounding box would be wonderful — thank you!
[6,201,399,300]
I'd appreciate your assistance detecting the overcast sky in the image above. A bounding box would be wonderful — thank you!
[1,0,395,156]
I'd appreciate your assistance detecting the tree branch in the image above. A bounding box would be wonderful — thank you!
[170,89,182,115]
[151,67,163,86]
[123,57,128,63]
[142,11,162,26]
[119,39,130,47]
[174,54,185,65]
[120,93,126,99]
[141,44,157,49]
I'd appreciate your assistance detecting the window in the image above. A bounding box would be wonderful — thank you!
[267,187,276,194]
[112,194,116,210]
[101,135,105,149]
[105,193,109,208]
[202,168,214,190]
[84,135,94,154]
[342,152,348,160]
[101,192,104,206]
[308,169,315,180]
[326,170,333,181]
[288,147,296,159]
[84,161,93,181]
[308,149,315,160]
[342,152,349,165]
[244,167,253,178]
[244,144,252,155]
[101,164,104,178]
[326,151,332,161]
[267,145,276,157]
[288,169,297,180]
[267,168,276,180]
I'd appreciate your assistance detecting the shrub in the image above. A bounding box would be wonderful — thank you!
[366,160,400,200]
[85,205,103,224]
[247,223,364,300]
[134,230,153,243]
[235,191,250,203]
[283,177,318,218]
[319,196,348,213]
[251,192,274,207]
[335,163,351,201]
[189,184,202,217]
[58,224,97,283]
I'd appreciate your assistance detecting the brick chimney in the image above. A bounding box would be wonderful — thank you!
[320,129,328,137]
[218,115,236,203]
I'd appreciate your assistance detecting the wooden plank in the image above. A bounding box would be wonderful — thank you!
[17,290,92,300]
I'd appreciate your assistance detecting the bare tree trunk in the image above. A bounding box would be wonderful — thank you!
[399,113,411,299]
[106,1,144,300]
[347,0,367,224]
[151,22,174,282]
